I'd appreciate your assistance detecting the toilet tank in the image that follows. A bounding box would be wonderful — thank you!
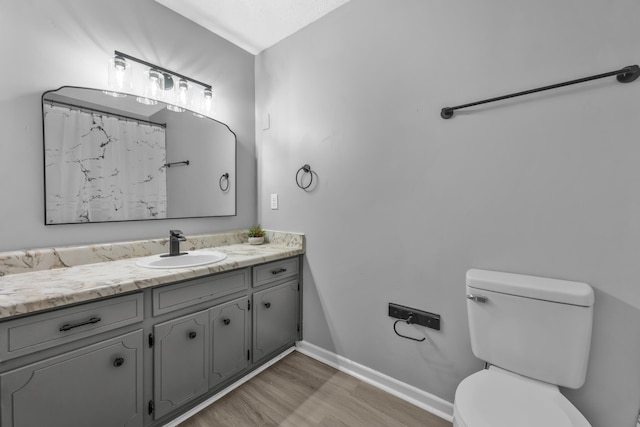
[466,269,594,389]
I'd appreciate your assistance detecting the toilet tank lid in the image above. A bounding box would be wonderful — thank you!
[466,269,594,307]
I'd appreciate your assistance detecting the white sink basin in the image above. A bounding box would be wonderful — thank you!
[135,251,227,269]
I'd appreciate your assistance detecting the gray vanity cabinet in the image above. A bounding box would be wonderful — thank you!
[0,256,301,427]
[0,330,144,427]
[252,279,300,362]
[152,310,209,419]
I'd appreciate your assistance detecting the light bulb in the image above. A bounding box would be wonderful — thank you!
[137,69,163,105]
[166,104,184,112]
[136,96,158,106]
[105,55,131,96]
[202,87,215,116]
[167,78,189,112]
[177,79,189,107]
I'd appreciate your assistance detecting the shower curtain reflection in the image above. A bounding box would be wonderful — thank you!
[44,103,167,223]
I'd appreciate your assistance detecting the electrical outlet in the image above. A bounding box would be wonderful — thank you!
[388,303,441,330]
[270,193,278,210]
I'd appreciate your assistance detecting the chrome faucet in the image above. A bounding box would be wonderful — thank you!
[168,230,187,256]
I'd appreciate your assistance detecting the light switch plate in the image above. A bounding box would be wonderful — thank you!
[270,193,278,210]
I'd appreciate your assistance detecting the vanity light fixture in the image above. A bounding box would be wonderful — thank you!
[106,51,216,117]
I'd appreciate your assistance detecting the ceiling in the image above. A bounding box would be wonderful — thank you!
[154,0,352,55]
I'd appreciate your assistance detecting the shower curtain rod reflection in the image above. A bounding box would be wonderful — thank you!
[440,64,640,119]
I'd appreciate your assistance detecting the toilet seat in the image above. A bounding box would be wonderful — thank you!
[454,366,591,427]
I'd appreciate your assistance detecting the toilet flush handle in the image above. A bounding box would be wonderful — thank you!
[466,294,488,303]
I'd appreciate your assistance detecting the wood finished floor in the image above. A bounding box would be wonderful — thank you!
[178,351,452,427]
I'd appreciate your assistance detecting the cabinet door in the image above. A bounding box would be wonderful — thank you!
[253,280,299,362]
[0,330,143,427]
[209,297,250,388]
[153,310,209,419]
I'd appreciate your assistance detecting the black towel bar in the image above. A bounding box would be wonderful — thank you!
[441,64,640,119]
[165,160,190,168]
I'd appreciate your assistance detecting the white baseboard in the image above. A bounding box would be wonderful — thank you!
[295,340,454,423]
[163,346,296,427]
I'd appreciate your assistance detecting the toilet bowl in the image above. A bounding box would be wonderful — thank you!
[453,366,591,427]
[456,269,595,427]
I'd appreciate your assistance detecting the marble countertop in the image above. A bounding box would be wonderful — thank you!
[0,230,304,319]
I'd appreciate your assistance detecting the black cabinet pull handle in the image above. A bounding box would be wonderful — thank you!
[264,302,271,309]
[59,317,101,332]
[188,331,197,339]
[223,318,231,325]
[271,268,287,275]
[113,357,125,367]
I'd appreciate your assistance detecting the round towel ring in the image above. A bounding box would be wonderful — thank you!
[219,173,230,192]
[296,164,313,190]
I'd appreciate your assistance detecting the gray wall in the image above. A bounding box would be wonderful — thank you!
[255,1,640,426]
[0,0,255,251]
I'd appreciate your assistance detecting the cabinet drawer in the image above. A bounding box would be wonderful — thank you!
[252,257,299,288]
[0,293,143,361]
[152,269,249,316]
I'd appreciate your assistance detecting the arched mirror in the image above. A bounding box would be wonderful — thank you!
[42,86,236,224]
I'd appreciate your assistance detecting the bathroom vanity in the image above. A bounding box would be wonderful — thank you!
[0,231,304,427]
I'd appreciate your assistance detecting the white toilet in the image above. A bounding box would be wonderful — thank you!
[453,269,594,427]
